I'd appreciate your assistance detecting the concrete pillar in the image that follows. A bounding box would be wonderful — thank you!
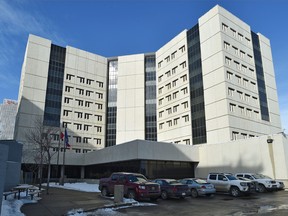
[81,166,85,179]
[114,185,124,203]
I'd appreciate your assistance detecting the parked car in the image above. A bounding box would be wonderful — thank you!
[207,173,251,197]
[153,179,191,200]
[179,178,216,198]
[235,173,278,192]
[275,180,285,190]
[98,172,161,201]
[236,176,258,192]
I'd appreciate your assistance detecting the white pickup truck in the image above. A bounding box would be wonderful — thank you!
[235,173,278,192]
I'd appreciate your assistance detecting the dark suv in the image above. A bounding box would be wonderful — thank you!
[98,172,161,201]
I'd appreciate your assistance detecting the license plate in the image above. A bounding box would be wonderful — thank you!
[182,193,186,196]
[151,187,155,190]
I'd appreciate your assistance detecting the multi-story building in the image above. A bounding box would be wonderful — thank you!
[14,5,287,181]
[0,99,18,140]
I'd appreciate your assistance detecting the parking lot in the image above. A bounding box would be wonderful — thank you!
[115,190,288,216]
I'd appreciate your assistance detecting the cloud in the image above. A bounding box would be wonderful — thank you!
[0,0,66,96]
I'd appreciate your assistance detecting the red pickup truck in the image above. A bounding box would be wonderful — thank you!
[98,172,161,201]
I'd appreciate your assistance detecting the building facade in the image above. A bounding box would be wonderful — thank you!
[0,99,18,140]
[14,5,286,181]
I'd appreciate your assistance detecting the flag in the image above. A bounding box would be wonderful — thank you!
[60,131,64,140]
[64,128,71,148]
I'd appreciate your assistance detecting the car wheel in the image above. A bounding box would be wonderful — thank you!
[230,186,240,197]
[191,189,198,198]
[258,184,266,193]
[101,187,108,197]
[127,190,136,200]
[161,191,168,200]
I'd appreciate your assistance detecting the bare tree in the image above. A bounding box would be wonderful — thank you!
[25,117,59,194]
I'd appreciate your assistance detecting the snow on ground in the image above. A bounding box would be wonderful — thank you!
[1,183,156,216]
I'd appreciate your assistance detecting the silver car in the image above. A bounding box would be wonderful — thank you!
[180,178,216,198]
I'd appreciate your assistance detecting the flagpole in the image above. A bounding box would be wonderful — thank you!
[56,129,60,184]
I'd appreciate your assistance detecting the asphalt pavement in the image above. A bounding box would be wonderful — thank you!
[21,187,117,216]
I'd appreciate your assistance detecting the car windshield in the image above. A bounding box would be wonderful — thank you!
[128,175,147,183]
[253,174,271,179]
[166,179,178,184]
[226,175,237,180]
[194,179,207,184]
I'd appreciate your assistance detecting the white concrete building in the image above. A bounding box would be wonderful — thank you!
[14,5,287,182]
[0,99,18,140]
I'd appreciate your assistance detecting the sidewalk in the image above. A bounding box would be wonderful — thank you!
[21,187,115,216]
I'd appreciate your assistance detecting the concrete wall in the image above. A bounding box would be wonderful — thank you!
[195,133,288,182]
[0,144,8,215]
[116,54,146,144]
[0,140,22,191]
[156,30,192,144]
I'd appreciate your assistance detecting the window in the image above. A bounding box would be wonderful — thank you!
[241,133,247,139]
[158,61,163,68]
[95,126,102,132]
[229,103,236,112]
[158,75,163,82]
[95,138,101,145]
[96,103,103,109]
[166,108,172,114]
[180,61,186,68]
[179,45,185,53]
[237,91,243,100]
[76,99,83,106]
[166,95,171,101]
[171,51,177,59]
[173,118,179,125]
[95,114,102,121]
[238,33,243,41]
[166,83,171,90]
[245,37,251,45]
[234,61,240,70]
[96,81,104,88]
[222,23,228,32]
[224,41,230,50]
[181,87,188,94]
[232,46,239,55]
[165,56,170,62]
[85,101,92,107]
[227,71,233,80]
[183,139,190,145]
[183,115,189,122]
[158,87,163,94]
[75,111,83,118]
[159,123,164,130]
[239,106,245,115]
[244,94,250,102]
[159,98,163,105]
[76,88,84,95]
[225,56,231,65]
[235,75,241,84]
[86,90,93,96]
[240,51,245,58]
[65,86,73,93]
[242,65,247,73]
[173,105,179,113]
[251,82,256,90]
[74,123,82,130]
[159,111,164,118]
[254,110,259,119]
[228,87,234,96]
[246,108,252,117]
[172,66,177,74]
[66,74,74,80]
[86,79,94,85]
[230,28,236,37]
[75,136,81,143]
[64,97,72,104]
[96,92,103,99]
[247,54,253,63]
[243,79,248,87]
[84,113,92,119]
[165,70,171,77]
[232,131,239,140]
[172,91,178,99]
[167,120,172,127]
[63,110,70,116]
[180,74,187,82]
[77,76,85,83]
[172,79,178,87]
[84,124,91,131]
[182,101,189,109]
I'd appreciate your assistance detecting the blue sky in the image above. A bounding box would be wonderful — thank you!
[0,0,287,131]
